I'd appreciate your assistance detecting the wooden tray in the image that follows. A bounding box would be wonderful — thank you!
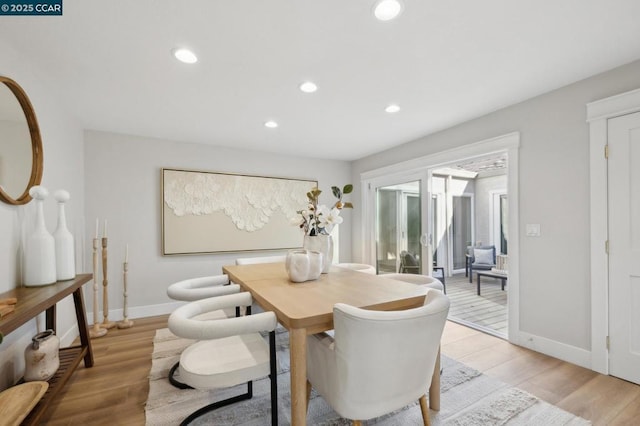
[0,382,48,426]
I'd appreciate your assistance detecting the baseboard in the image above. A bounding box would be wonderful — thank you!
[514,330,591,369]
[87,301,184,326]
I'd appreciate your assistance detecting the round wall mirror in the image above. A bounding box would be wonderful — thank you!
[0,76,43,205]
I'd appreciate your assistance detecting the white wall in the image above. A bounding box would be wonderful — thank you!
[0,40,84,390]
[83,130,352,316]
[352,59,640,356]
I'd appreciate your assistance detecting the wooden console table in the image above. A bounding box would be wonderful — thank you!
[0,274,94,425]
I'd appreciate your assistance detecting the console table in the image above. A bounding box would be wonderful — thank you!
[0,274,93,425]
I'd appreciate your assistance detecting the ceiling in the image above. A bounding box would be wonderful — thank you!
[1,0,640,161]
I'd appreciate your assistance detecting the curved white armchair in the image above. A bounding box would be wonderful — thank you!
[336,263,376,274]
[383,273,445,293]
[169,292,279,426]
[167,275,240,301]
[235,255,286,265]
[306,289,450,425]
[166,275,241,389]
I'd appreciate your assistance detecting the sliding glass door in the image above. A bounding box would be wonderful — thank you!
[363,170,430,275]
[375,181,421,274]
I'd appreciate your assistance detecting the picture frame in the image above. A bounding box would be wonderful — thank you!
[161,168,317,255]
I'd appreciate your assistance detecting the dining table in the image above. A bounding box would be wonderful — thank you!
[222,262,441,426]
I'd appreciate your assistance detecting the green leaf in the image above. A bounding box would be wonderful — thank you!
[343,202,354,209]
[343,184,353,194]
[331,186,341,198]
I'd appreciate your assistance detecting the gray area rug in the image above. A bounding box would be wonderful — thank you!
[145,327,590,425]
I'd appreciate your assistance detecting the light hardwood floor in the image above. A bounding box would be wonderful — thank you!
[41,315,640,425]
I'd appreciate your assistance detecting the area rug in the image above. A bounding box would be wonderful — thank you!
[145,327,590,425]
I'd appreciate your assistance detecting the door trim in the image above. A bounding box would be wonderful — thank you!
[360,132,520,342]
[587,87,640,374]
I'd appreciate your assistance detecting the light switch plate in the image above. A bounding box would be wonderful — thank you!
[526,224,541,237]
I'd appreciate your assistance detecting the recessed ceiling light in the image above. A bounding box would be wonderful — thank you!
[299,81,318,93]
[264,120,278,128]
[385,104,401,113]
[373,0,403,21]
[172,48,198,64]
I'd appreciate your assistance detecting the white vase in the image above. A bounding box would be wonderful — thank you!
[303,234,333,273]
[24,186,57,287]
[53,190,75,281]
[285,249,323,282]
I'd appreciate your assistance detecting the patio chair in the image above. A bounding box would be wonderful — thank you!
[399,250,420,274]
[466,245,496,283]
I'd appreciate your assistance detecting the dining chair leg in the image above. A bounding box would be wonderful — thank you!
[269,331,278,426]
[419,394,431,426]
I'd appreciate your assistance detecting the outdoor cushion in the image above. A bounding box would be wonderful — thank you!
[474,248,494,265]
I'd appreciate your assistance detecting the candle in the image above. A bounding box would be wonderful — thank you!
[125,244,129,263]
[95,218,99,239]
[103,220,108,238]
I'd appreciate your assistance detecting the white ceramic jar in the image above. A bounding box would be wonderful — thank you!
[24,329,60,382]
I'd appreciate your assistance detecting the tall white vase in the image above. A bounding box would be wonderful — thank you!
[24,186,57,287]
[53,190,75,281]
[303,234,333,273]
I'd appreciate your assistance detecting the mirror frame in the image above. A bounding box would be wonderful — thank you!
[0,76,43,205]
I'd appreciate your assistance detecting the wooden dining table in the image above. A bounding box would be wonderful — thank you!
[222,263,441,426]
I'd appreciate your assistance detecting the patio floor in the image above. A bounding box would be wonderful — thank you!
[444,272,507,338]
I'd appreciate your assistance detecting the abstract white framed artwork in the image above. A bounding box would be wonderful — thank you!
[162,168,317,255]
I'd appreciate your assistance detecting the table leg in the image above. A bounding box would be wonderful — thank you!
[45,304,56,331]
[73,287,94,367]
[290,327,308,426]
[429,346,441,411]
[477,274,481,296]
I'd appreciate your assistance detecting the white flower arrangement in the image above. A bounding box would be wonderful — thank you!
[292,185,353,236]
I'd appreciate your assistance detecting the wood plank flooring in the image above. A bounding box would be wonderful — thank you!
[40,315,639,425]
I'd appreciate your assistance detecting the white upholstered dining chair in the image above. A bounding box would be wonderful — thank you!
[306,289,450,426]
[167,275,239,302]
[336,263,377,274]
[166,275,241,387]
[168,292,279,426]
[383,273,445,293]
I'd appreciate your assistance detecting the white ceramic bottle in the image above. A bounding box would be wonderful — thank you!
[53,189,75,280]
[24,186,57,286]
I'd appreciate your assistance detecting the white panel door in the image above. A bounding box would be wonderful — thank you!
[608,111,640,385]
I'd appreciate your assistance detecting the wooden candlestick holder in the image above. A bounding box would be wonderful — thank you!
[100,237,116,329]
[117,261,133,329]
[89,238,107,338]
